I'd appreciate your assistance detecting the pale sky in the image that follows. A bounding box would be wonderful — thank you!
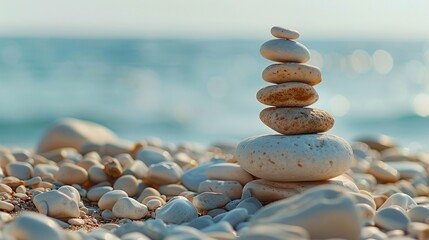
[0,0,428,40]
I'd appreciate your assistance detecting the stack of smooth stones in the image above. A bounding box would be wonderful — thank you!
[236,26,355,199]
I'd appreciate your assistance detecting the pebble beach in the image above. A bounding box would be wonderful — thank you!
[1,27,429,240]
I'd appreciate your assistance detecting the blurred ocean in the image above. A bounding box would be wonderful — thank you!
[0,38,428,150]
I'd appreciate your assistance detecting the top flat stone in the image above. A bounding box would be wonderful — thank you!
[260,39,310,63]
[271,26,300,40]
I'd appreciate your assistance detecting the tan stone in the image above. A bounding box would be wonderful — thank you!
[260,107,334,135]
[270,26,300,40]
[262,63,321,85]
[260,39,310,63]
[256,82,318,107]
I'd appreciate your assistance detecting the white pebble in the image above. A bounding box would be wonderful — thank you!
[155,196,198,224]
[112,197,148,220]
[98,190,128,210]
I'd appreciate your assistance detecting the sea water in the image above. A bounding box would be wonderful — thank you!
[0,38,428,150]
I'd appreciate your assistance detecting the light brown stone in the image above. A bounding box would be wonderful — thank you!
[256,82,318,107]
[260,39,310,63]
[270,26,300,40]
[262,63,321,85]
[260,107,334,135]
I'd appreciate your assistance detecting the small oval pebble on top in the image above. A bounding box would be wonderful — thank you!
[271,26,300,40]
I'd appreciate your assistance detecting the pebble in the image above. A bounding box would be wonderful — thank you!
[32,190,80,218]
[242,175,358,203]
[192,192,231,211]
[260,39,310,63]
[0,200,14,211]
[15,185,26,194]
[387,161,426,179]
[207,208,227,218]
[237,223,309,240]
[0,152,16,169]
[181,159,225,192]
[200,221,234,234]
[24,176,42,186]
[357,135,396,152]
[379,193,417,211]
[6,162,33,180]
[262,63,321,85]
[87,186,113,202]
[103,156,123,178]
[124,160,148,179]
[158,184,188,196]
[237,134,353,182]
[357,203,375,226]
[98,190,128,210]
[88,165,109,183]
[136,146,173,166]
[113,175,138,197]
[374,206,410,231]
[407,205,429,222]
[137,187,161,202]
[224,199,240,211]
[219,208,248,227]
[112,197,148,220]
[236,197,263,214]
[270,26,300,40]
[361,226,388,240]
[68,218,85,226]
[54,163,88,185]
[101,209,115,220]
[186,215,214,230]
[260,107,334,135]
[147,162,183,185]
[205,163,253,186]
[33,164,59,179]
[256,82,318,107]
[155,196,198,224]
[146,199,163,211]
[198,180,242,200]
[37,118,118,153]
[0,183,13,194]
[408,222,429,239]
[249,185,361,240]
[3,212,63,240]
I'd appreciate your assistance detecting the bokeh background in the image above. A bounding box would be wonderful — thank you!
[1,0,428,149]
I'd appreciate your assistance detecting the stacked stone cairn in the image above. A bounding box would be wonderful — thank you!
[237,26,355,203]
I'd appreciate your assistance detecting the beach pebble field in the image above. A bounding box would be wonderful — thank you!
[1,27,429,240]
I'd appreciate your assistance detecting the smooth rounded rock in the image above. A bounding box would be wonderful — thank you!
[379,193,417,211]
[33,190,80,218]
[260,39,310,63]
[375,206,410,231]
[270,26,300,40]
[262,63,321,85]
[112,197,148,220]
[387,161,426,179]
[54,163,88,185]
[0,201,14,212]
[3,212,64,240]
[87,186,113,202]
[198,180,243,200]
[236,197,263,214]
[260,107,334,135]
[33,164,59,179]
[37,118,118,153]
[88,165,109,183]
[256,82,318,107]
[181,159,224,192]
[155,196,198,224]
[98,190,128,210]
[192,192,231,211]
[136,146,173,167]
[6,162,33,180]
[249,185,361,240]
[147,162,183,185]
[242,175,358,203]
[368,160,400,183]
[408,205,429,222]
[237,134,353,182]
[205,163,253,186]
[113,175,138,197]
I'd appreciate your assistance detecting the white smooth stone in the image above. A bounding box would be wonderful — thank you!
[68,218,85,226]
[237,134,352,182]
[237,223,309,240]
[368,160,400,183]
[146,199,163,211]
[147,162,183,185]
[87,186,113,202]
[58,185,81,203]
[88,165,109,183]
[271,26,300,39]
[37,118,117,153]
[98,190,128,210]
[357,203,375,226]
[113,175,138,197]
[3,212,64,240]
[387,161,426,179]
[205,163,253,186]
[54,163,88,185]
[33,190,80,218]
[155,196,198,224]
[112,197,148,220]
[0,201,14,212]
[0,184,12,193]
[137,187,161,202]
[260,39,310,63]
[408,205,429,222]
[158,184,187,196]
[181,159,224,192]
[198,180,242,200]
[6,162,33,180]
[33,164,59,179]
[192,192,231,211]
[249,185,361,240]
[375,206,410,231]
[379,193,417,211]
[136,146,173,166]
[124,160,148,179]
[242,175,358,203]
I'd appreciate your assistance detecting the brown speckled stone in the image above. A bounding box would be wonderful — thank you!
[262,63,321,85]
[260,107,334,135]
[256,82,318,107]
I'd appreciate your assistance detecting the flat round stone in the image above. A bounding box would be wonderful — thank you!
[260,39,310,63]
[260,107,334,135]
[262,63,321,85]
[256,82,318,107]
[236,134,353,182]
[271,26,300,40]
